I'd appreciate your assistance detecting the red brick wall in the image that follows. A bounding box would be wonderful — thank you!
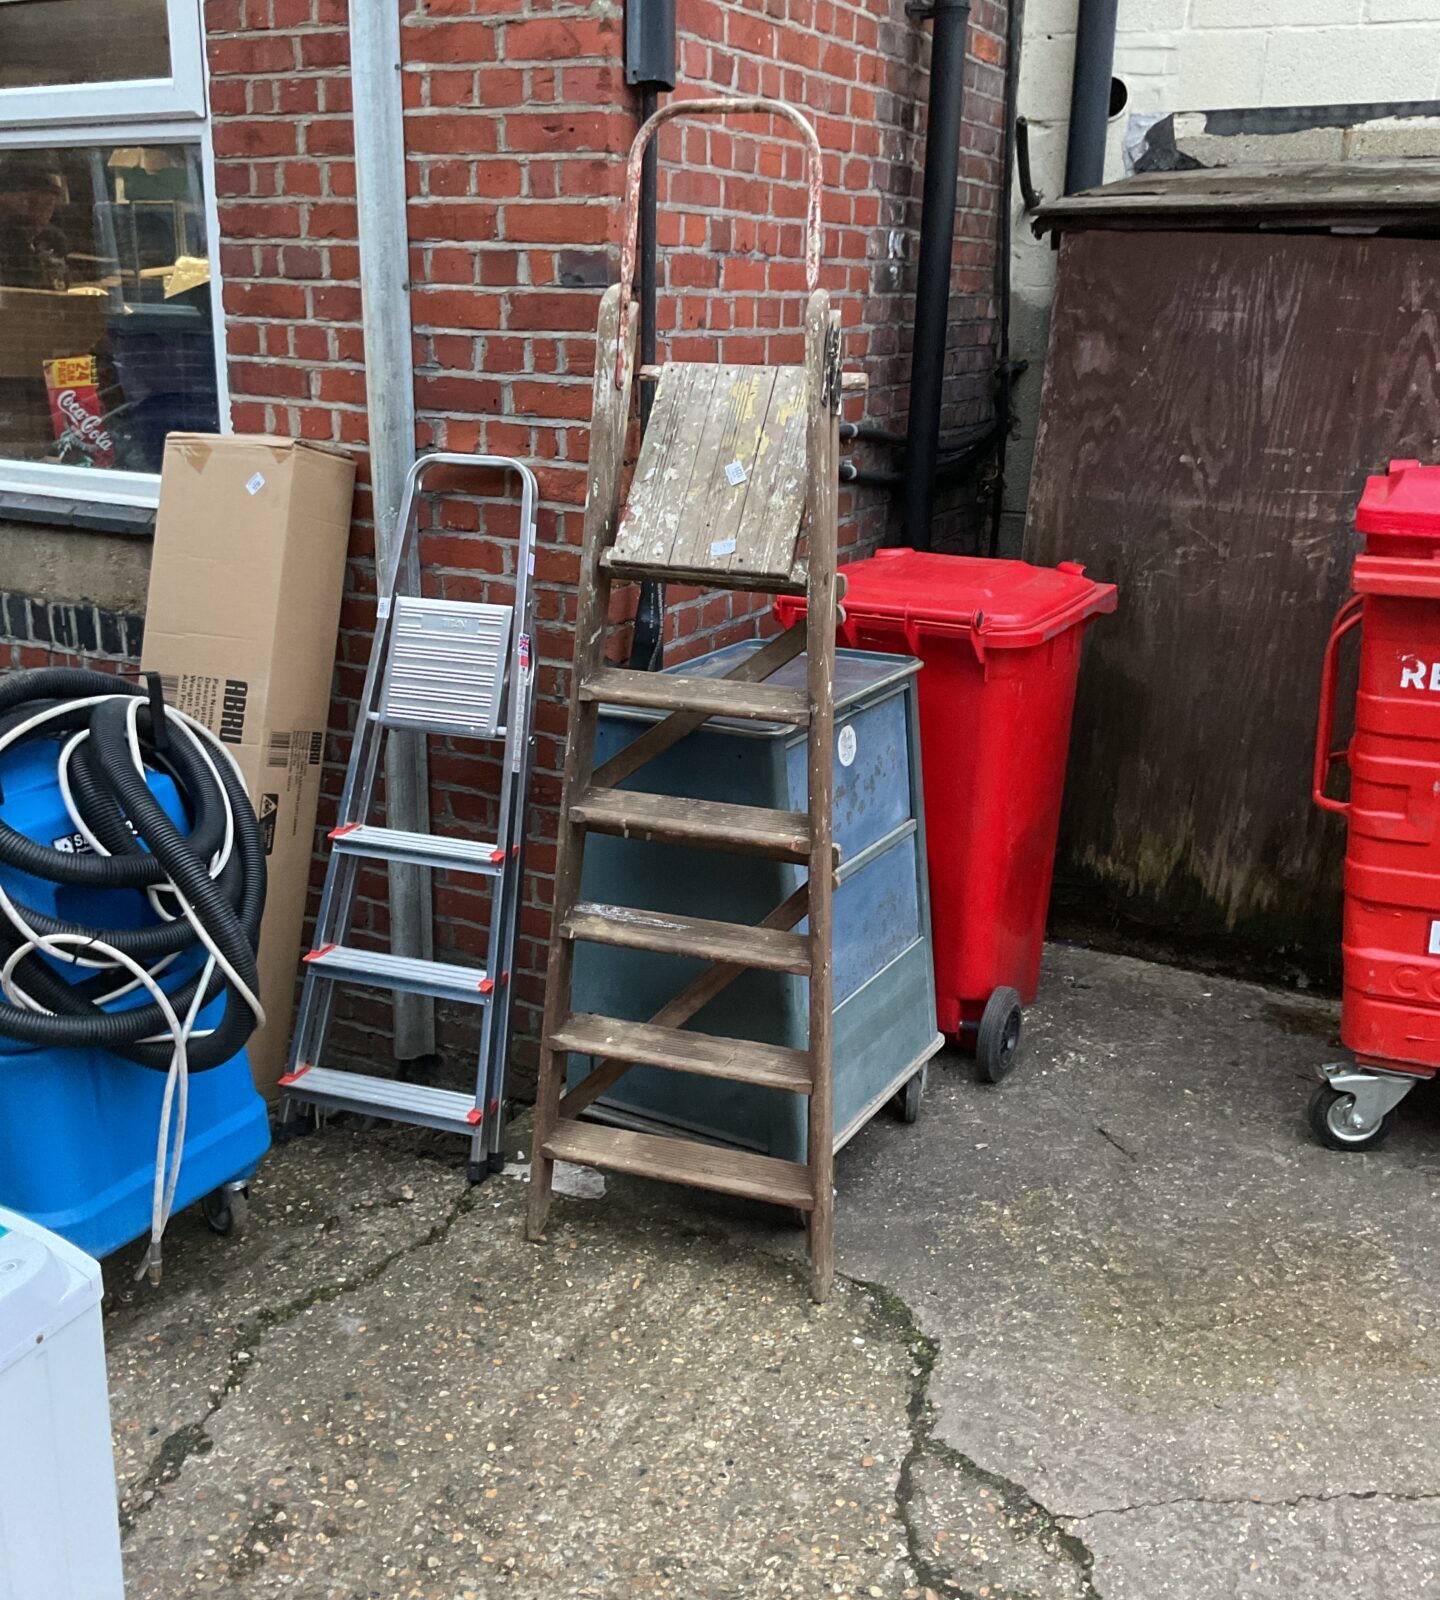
[3,0,1009,1093]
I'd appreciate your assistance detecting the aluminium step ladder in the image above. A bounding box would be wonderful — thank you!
[526,97,854,1302]
[280,452,538,1181]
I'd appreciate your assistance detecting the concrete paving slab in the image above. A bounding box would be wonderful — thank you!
[112,1139,920,1599]
[99,942,1440,1599]
[831,944,1440,1599]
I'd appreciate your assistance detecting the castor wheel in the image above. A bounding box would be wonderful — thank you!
[976,987,1023,1084]
[200,1184,249,1237]
[1308,1083,1397,1152]
[893,1064,927,1124]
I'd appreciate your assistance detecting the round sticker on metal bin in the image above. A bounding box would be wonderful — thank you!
[837,724,857,768]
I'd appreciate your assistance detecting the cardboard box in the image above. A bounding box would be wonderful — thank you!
[142,434,355,1099]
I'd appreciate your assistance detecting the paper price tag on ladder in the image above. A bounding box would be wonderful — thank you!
[723,460,748,487]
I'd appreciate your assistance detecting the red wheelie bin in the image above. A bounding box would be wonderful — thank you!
[777,550,1115,1080]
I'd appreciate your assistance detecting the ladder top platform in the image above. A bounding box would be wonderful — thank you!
[605,362,810,593]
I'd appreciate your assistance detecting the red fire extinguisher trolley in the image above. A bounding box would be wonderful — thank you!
[1312,459,1440,1149]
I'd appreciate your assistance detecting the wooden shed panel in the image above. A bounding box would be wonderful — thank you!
[1025,227,1440,979]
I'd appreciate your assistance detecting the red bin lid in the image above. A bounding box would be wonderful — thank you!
[833,550,1116,648]
[1356,459,1440,538]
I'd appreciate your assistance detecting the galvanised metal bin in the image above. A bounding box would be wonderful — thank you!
[567,642,943,1160]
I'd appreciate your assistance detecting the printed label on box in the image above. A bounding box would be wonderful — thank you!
[245,472,266,496]
[258,793,278,856]
[838,725,857,768]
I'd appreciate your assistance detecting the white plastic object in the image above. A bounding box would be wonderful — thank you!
[0,1207,125,1600]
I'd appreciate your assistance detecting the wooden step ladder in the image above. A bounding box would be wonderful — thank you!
[526,96,849,1302]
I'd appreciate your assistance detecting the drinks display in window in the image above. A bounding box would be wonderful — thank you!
[0,143,218,476]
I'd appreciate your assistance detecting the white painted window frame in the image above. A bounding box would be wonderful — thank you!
[0,0,206,126]
[0,0,226,512]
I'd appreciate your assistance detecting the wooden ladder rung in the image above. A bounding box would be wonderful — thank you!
[541,1118,815,1210]
[563,901,811,974]
[570,788,811,861]
[580,666,810,726]
[551,1012,813,1092]
[601,552,809,597]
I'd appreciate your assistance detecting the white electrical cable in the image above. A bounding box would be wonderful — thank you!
[0,687,265,1281]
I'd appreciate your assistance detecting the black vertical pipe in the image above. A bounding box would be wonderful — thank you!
[900,0,972,553]
[1063,0,1118,195]
[628,84,666,670]
[988,0,1025,558]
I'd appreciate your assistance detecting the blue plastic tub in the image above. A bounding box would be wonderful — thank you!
[0,737,269,1260]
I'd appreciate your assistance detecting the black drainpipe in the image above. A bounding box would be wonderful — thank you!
[624,0,675,670]
[900,0,973,553]
[1063,0,1119,194]
[987,0,1026,557]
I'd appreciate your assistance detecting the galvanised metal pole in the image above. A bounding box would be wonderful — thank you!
[900,0,972,553]
[350,0,435,1061]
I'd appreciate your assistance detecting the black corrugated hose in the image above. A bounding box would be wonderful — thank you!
[0,669,264,1068]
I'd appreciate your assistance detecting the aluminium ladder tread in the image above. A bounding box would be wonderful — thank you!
[551,1012,813,1092]
[329,823,506,874]
[569,788,811,861]
[541,1118,814,1210]
[579,666,809,726]
[280,1065,483,1136]
[562,901,811,974]
[304,943,493,1004]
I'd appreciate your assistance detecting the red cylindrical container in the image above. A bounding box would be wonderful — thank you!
[1316,460,1440,1079]
[777,550,1115,1071]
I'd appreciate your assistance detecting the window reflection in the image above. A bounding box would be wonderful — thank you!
[0,143,218,476]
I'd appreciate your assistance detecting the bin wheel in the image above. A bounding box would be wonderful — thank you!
[977,988,1024,1084]
[893,1065,927,1124]
[201,1185,249,1237]
[1308,1084,1396,1152]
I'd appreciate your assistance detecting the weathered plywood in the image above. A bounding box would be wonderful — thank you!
[607,361,810,589]
[1036,160,1440,235]
[1026,228,1440,981]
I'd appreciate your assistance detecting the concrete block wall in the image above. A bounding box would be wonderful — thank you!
[0,0,1012,1087]
[1000,0,1440,555]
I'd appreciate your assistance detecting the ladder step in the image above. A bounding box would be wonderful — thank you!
[562,902,811,974]
[569,789,811,861]
[580,666,809,726]
[330,823,506,874]
[541,1118,814,1210]
[378,596,511,739]
[280,1065,484,1136]
[551,1012,813,1092]
[303,944,494,1004]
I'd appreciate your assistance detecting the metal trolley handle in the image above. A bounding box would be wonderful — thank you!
[615,95,825,388]
[1313,594,1364,816]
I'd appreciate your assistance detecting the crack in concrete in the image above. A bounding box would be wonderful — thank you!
[848,1275,1104,1600]
[119,1177,483,1542]
[1095,1126,1137,1163]
[1062,1487,1440,1523]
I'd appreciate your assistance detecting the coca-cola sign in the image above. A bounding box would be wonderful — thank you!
[43,354,117,468]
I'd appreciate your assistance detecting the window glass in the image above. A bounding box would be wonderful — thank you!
[0,0,172,92]
[0,142,217,475]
